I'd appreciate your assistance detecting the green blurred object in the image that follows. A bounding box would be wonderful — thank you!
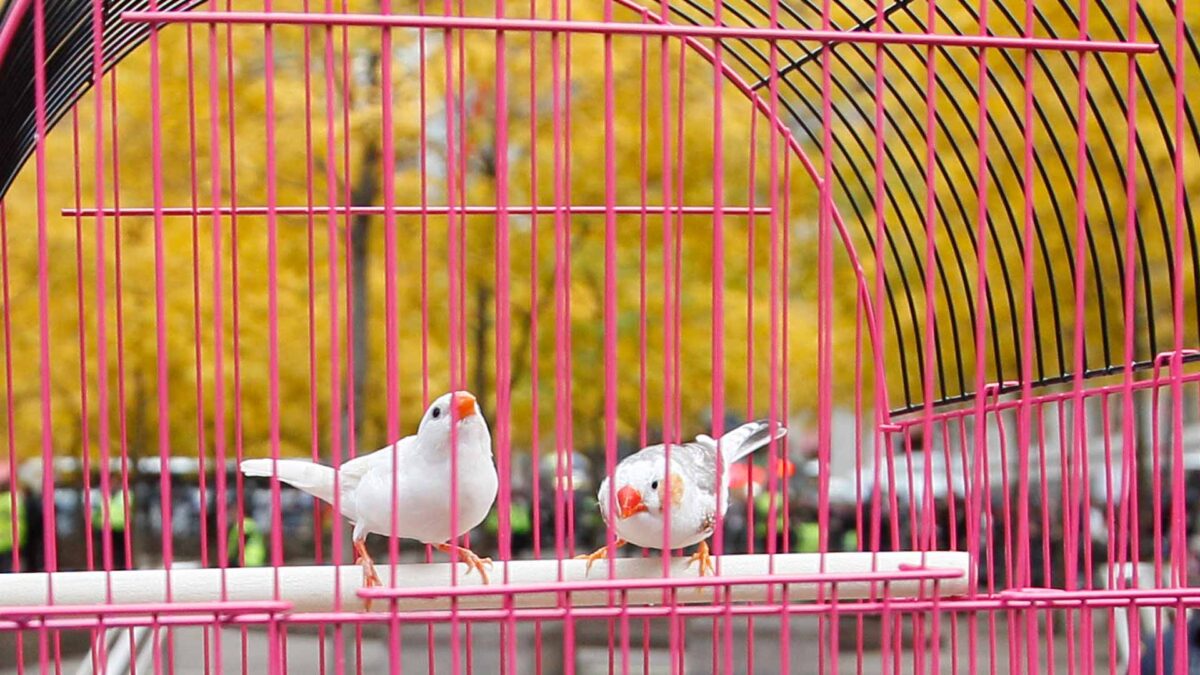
[0,490,26,554]
[753,490,788,540]
[90,489,129,533]
[485,503,532,536]
[843,529,859,551]
[795,522,821,553]
[228,517,268,567]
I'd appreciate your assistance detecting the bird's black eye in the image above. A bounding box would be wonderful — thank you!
[651,480,659,491]
[431,407,441,419]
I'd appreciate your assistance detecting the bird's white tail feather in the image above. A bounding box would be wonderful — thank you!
[717,420,788,465]
[239,459,337,505]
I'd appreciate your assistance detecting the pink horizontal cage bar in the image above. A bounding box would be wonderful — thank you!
[119,10,1158,53]
[12,592,1200,633]
[0,601,292,620]
[60,204,777,217]
[8,598,1197,635]
[886,361,1200,428]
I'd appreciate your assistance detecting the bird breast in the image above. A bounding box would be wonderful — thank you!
[353,441,498,544]
[607,488,715,550]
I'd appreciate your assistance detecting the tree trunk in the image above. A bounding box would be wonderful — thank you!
[337,41,381,461]
[474,284,491,415]
[334,42,380,564]
[343,137,378,456]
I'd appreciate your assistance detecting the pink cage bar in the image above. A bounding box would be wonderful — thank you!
[0,0,1193,671]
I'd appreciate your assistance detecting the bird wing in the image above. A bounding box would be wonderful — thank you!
[325,436,416,506]
[672,441,721,511]
[713,420,787,465]
[636,442,724,518]
[650,442,726,539]
[342,435,419,482]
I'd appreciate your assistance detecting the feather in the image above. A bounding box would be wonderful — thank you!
[239,458,338,506]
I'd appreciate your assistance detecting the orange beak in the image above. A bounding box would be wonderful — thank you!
[617,486,648,520]
[455,392,477,420]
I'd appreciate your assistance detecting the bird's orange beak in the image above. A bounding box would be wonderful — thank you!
[617,486,648,519]
[455,392,477,420]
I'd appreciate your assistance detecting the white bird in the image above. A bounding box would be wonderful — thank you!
[240,391,498,595]
[579,420,788,575]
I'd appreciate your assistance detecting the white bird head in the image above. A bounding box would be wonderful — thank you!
[416,391,491,455]
[603,455,685,521]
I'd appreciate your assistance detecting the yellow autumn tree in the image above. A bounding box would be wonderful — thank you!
[0,0,820,468]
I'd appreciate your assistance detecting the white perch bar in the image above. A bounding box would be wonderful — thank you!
[0,552,970,614]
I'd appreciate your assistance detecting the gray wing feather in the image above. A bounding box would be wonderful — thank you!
[604,442,721,500]
[664,443,722,523]
[672,442,719,491]
[717,420,788,465]
[631,442,718,482]
[673,443,721,535]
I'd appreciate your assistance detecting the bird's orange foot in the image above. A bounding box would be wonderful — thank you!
[574,539,626,575]
[437,543,493,584]
[686,541,715,577]
[354,539,382,611]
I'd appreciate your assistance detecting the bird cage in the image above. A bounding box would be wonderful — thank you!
[0,0,1194,671]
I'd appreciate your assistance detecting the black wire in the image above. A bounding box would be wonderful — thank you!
[748,0,1196,414]
[0,0,201,199]
[659,0,1196,412]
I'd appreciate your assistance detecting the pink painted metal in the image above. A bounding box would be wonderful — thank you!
[121,10,1160,52]
[0,0,1194,672]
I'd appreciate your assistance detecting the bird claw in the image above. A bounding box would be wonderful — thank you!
[354,539,383,612]
[575,548,608,576]
[437,543,493,584]
[464,554,494,583]
[359,556,383,587]
[574,539,625,576]
[686,541,715,577]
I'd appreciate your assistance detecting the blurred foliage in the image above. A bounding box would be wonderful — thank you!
[0,0,814,463]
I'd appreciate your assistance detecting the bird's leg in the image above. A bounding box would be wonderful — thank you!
[574,539,627,575]
[354,539,382,611]
[436,543,493,584]
[353,539,382,586]
[686,540,715,577]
